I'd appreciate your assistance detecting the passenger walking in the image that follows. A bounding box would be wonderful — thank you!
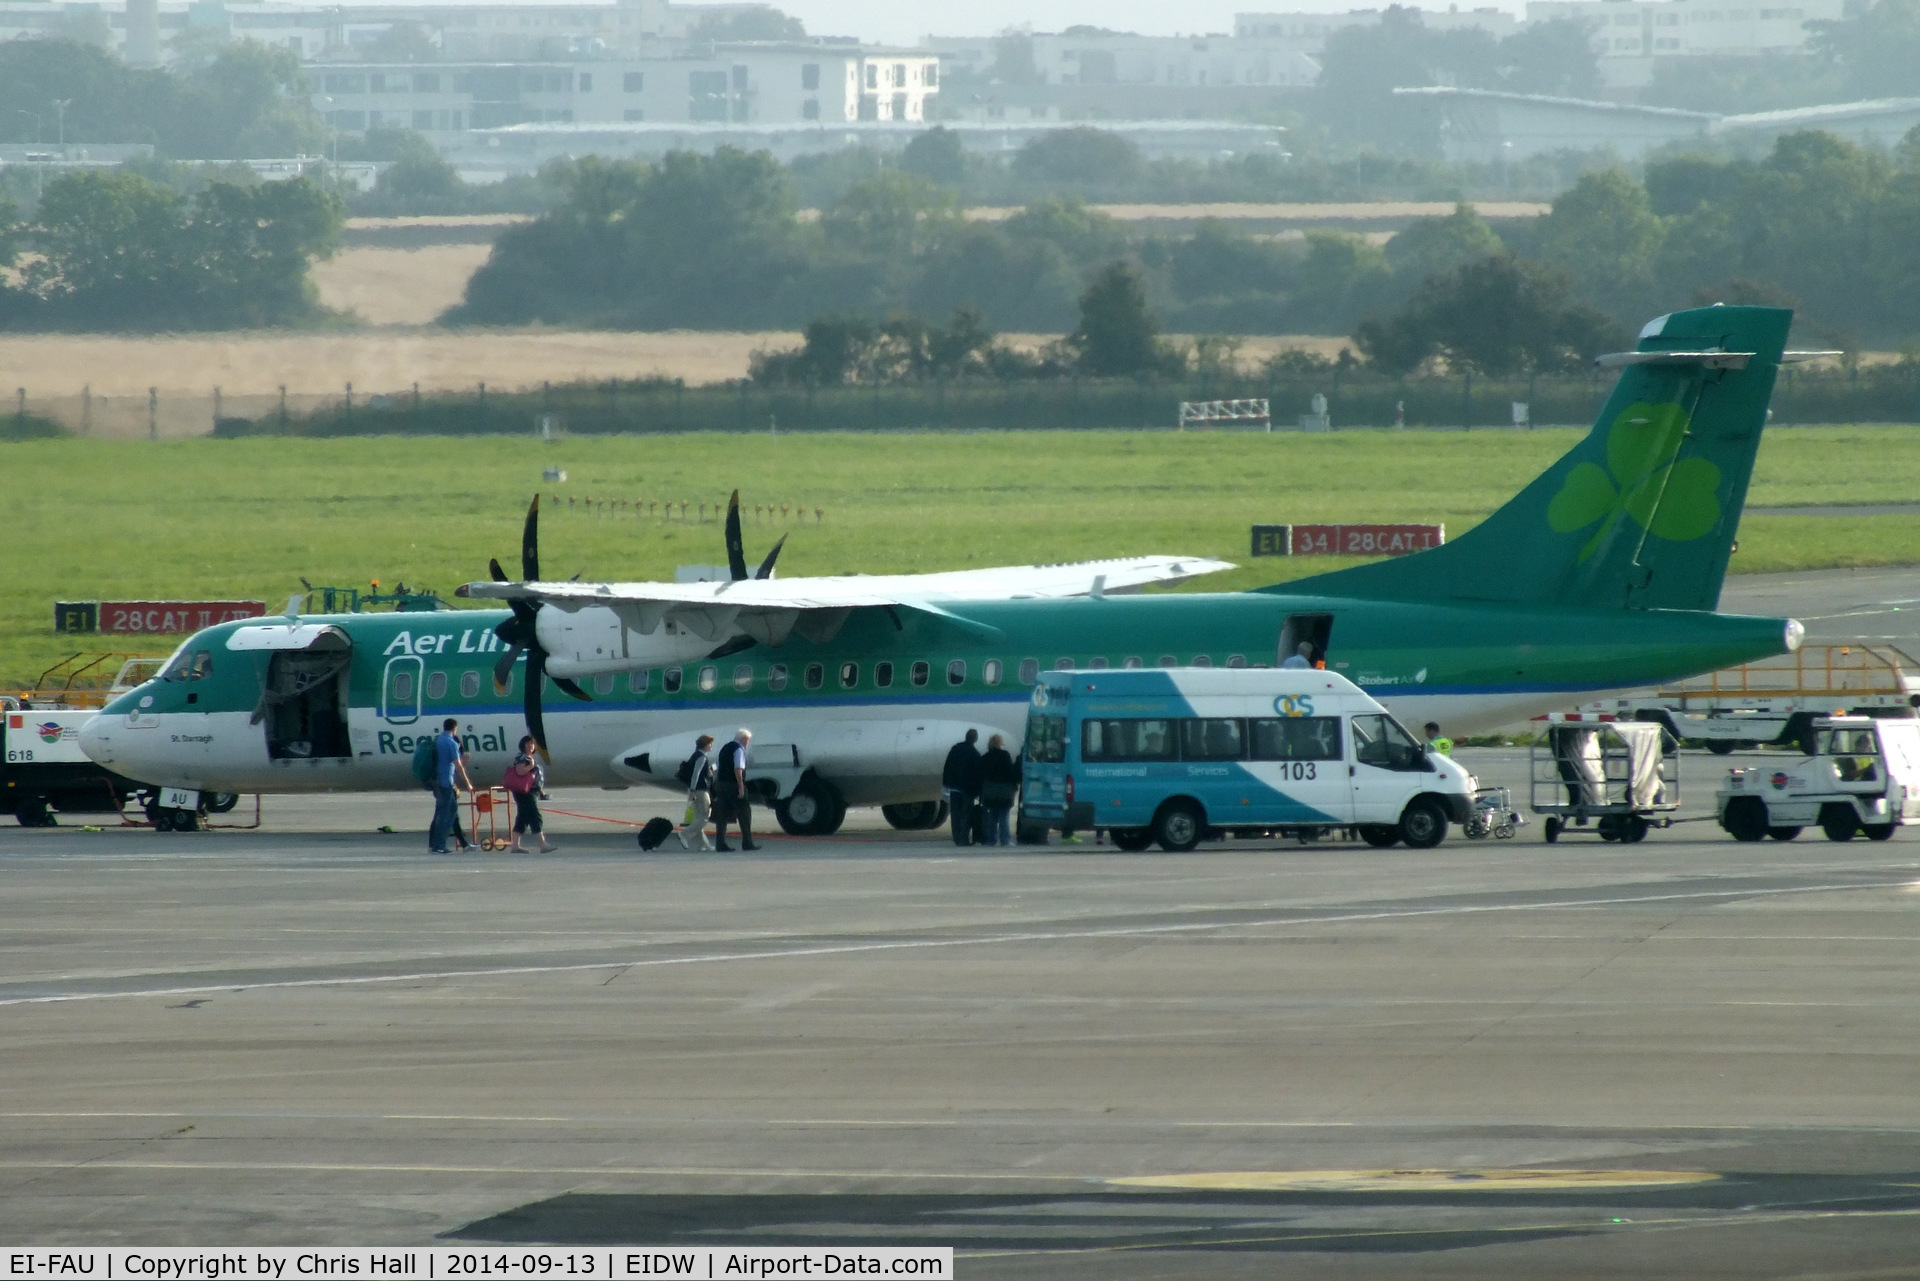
[428,717,474,854]
[503,735,554,853]
[676,734,716,851]
[713,728,760,851]
[980,733,1020,847]
[1281,642,1315,669]
[942,728,984,846]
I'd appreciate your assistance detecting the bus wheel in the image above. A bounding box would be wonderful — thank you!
[1722,797,1768,842]
[1109,828,1154,852]
[1397,797,1448,849]
[1358,825,1399,848]
[1153,801,1203,853]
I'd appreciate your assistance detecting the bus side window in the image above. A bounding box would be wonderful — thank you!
[1083,718,1174,761]
[1180,717,1245,760]
[1251,716,1342,760]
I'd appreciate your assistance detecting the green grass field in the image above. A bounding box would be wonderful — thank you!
[6,425,1919,690]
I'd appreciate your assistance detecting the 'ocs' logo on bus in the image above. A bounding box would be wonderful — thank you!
[1274,695,1315,718]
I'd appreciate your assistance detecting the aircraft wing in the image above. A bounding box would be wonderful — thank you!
[461,555,1234,615]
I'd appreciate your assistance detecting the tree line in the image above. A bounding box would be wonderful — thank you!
[0,170,342,330]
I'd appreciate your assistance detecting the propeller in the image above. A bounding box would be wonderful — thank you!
[488,496,590,758]
[725,490,787,581]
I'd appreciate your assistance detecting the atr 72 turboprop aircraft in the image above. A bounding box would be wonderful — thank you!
[86,304,1812,836]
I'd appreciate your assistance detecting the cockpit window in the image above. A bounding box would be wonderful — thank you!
[161,649,214,682]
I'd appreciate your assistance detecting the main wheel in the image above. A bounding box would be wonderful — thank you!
[1397,796,1448,849]
[204,792,241,815]
[1358,824,1400,848]
[1722,797,1768,842]
[1820,805,1858,842]
[1109,827,1154,852]
[1706,740,1738,756]
[881,800,946,831]
[1153,801,1204,853]
[775,774,845,837]
[1767,826,1802,841]
[1862,823,1896,842]
[15,795,56,827]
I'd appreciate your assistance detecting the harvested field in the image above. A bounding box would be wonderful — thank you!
[312,244,495,325]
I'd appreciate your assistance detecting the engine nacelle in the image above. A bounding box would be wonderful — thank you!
[539,604,733,678]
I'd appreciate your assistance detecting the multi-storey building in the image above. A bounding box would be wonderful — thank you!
[1525,0,1847,87]
[310,45,938,133]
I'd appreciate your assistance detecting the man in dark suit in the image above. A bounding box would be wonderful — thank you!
[942,728,984,847]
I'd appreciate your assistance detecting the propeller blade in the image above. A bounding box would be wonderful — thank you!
[488,557,508,583]
[493,643,523,690]
[523,648,548,757]
[724,489,748,581]
[521,495,541,582]
[552,674,593,702]
[754,534,787,580]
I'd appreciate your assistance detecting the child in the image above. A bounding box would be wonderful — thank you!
[504,735,555,853]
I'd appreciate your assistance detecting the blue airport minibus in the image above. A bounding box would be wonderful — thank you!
[1020,668,1474,851]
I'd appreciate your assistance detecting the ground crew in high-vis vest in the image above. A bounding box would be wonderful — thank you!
[1424,722,1454,756]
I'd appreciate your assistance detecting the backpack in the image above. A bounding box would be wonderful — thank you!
[675,750,700,788]
[410,735,438,789]
[637,816,676,851]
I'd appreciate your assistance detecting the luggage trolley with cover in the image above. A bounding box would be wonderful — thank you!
[1530,716,1679,842]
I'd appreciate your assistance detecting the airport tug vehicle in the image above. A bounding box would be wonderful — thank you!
[1716,715,1920,842]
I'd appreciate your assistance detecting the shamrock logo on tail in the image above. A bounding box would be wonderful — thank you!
[1546,400,1722,562]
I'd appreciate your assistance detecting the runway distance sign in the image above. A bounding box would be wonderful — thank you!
[1252,524,1444,557]
[97,601,267,635]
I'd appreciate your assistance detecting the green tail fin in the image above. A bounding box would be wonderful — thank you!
[1275,304,1792,612]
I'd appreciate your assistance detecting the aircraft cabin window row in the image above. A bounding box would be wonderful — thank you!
[397,654,1258,705]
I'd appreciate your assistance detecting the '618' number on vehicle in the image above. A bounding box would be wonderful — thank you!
[1280,762,1316,780]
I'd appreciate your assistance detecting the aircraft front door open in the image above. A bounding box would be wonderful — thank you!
[1280,613,1335,667]
[248,627,353,760]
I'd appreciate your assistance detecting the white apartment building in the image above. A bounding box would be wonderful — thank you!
[1023,32,1321,88]
[1233,6,1521,46]
[1525,0,1846,87]
[311,45,937,133]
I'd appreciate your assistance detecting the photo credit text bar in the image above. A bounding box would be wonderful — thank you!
[4,1251,952,1280]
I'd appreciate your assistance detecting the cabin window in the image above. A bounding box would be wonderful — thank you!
[1082,718,1176,762]
[1055,658,1074,671]
[768,663,788,691]
[425,671,448,701]
[1157,655,1178,667]
[698,665,719,692]
[594,674,616,695]
[1181,717,1245,760]
[1123,656,1143,669]
[460,670,481,698]
[391,670,414,701]
[1018,658,1038,684]
[910,661,929,686]
[1226,654,1247,668]
[629,670,649,694]
[839,661,859,689]
[1087,656,1109,669]
[1251,716,1342,761]
[804,663,824,690]
[663,667,682,693]
[733,664,753,692]
[1191,655,1213,668]
[875,661,894,687]
[947,659,966,685]
[983,659,1002,686]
